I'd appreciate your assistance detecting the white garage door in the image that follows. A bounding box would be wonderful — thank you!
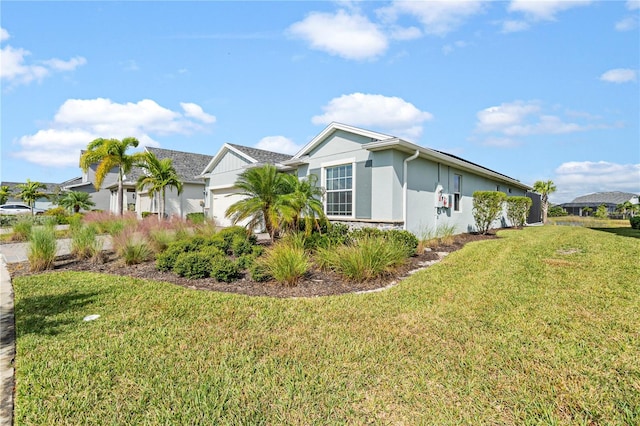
[211,188,247,228]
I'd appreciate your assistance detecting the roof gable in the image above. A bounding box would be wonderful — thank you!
[202,143,291,175]
[292,122,393,159]
[146,147,213,182]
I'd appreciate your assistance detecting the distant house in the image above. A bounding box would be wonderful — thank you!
[1,181,61,210]
[66,147,212,217]
[560,191,639,216]
[200,122,537,234]
[130,147,213,218]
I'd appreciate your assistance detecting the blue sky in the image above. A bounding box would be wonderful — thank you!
[1,0,638,203]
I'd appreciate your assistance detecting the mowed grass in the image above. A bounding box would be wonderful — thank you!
[13,226,640,425]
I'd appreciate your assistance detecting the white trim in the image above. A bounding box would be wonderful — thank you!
[200,143,257,175]
[322,160,356,219]
[207,183,237,191]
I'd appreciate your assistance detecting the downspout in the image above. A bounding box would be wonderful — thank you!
[403,150,420,231]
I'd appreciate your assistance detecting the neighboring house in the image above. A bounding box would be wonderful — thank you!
[1,181,62,211]
[199,143,292,226]
[62,151,121,212]
[66,147,212,217]
[130,147,213,218]
[201,122,536,234]
[560,191,639,216]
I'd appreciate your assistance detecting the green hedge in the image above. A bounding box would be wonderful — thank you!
[630,216,640,230]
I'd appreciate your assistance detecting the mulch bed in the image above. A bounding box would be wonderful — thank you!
[7,233,498,298]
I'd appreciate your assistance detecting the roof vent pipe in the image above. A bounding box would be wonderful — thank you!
[403,150,420,231]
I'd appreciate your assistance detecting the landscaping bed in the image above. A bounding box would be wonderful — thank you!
[7,232,497,298]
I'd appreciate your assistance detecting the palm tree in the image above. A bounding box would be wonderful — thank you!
[16,179,47,214]
[225,164,291,241]
[0,185,11,205]
[59,190,96,213]
[80,137,144,216]
[533,180,557,224]
[135,151,183,220]
[280,173,326,235]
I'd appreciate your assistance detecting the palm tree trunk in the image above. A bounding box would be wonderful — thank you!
[160,189,166,221]
[117,169,124,216]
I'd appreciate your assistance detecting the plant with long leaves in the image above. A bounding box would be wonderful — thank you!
[225,164,292,241]
[0,185,12,205]
[135,151,183,220]
[80,137,144,215]
[58,190,96,213]
[279,173,326,235]
[15,179,47,214]
[532,180,557,224]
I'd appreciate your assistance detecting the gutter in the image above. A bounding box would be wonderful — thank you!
[403,150,420,230]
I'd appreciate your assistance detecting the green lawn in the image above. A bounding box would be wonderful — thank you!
[13,226,640,425]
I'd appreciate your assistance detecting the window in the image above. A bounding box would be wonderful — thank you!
[325,164,353,216]
[453,174,462,211]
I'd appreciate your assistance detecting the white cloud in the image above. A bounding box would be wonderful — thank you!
[288,10,388,60]
[0,28,86,88]
[600,68,637,83]
[180,102,217,123]
[14,98,216,168]
[312,93,433,140]
[255,136,302,155]
[616,1,640,31]
[553,161,640,202]
[442,40,469,55]
[627,0,640,10]
[475,100,600,139]
[508,0,593,21]
[378,0,488,36]
[501,19,531,33]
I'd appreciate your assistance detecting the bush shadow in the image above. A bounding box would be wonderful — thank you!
[590,227,640,239]
[15,290,103,337]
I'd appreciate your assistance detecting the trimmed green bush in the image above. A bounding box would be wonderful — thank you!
[43,207,70,225]
[386,229,419,257]
[173,252,212,278]
[249,262,271,282]
[472,191,507,235]
[210,255,240,282]
[630,216,640,230]
[506,196,533,228]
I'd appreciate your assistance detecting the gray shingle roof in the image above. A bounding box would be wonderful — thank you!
[563,191,638,206]
[146,147,213,181]
[227,143,292,164]
[1,181,61,194]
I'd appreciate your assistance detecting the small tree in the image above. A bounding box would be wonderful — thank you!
[506,196,532,228]
[583,207,593,217]
[16,179,47,214]
[135,151,183,220]
[472,191,507,234]
[594,204,609,219]
[0,185,12,205]
[532,180,557,224]
[59,190,96,213]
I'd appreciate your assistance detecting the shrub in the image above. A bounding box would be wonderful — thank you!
[156,240,196,271]
[43,207,71,225]
[70,224,103,261]
[249,262,271,282]
[186,212,205,224]
[316,235,408,282]
[28,226,57,272]
[630,216,640,230]
[506,196,533,228]
[210,255,240,282]
[386,229,419,257]
[548,205,568,217]
[11,217,33,242]
[472,191,507,235]
[258,240,309,286]
[173,252,212,278]
[595,204,609,219]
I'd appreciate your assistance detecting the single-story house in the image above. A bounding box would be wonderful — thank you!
[66,147,212,218]
[560,192,639,216]
[1,181,62,211]
[200,122,538,235]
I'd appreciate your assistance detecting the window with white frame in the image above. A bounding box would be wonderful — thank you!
[325,164,353,216]
[453,174,462,211]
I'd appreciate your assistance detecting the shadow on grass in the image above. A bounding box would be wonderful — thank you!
[590,227,640,239]
[15,290,103,337]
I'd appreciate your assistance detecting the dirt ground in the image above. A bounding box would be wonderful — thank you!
[7,233,497,298]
